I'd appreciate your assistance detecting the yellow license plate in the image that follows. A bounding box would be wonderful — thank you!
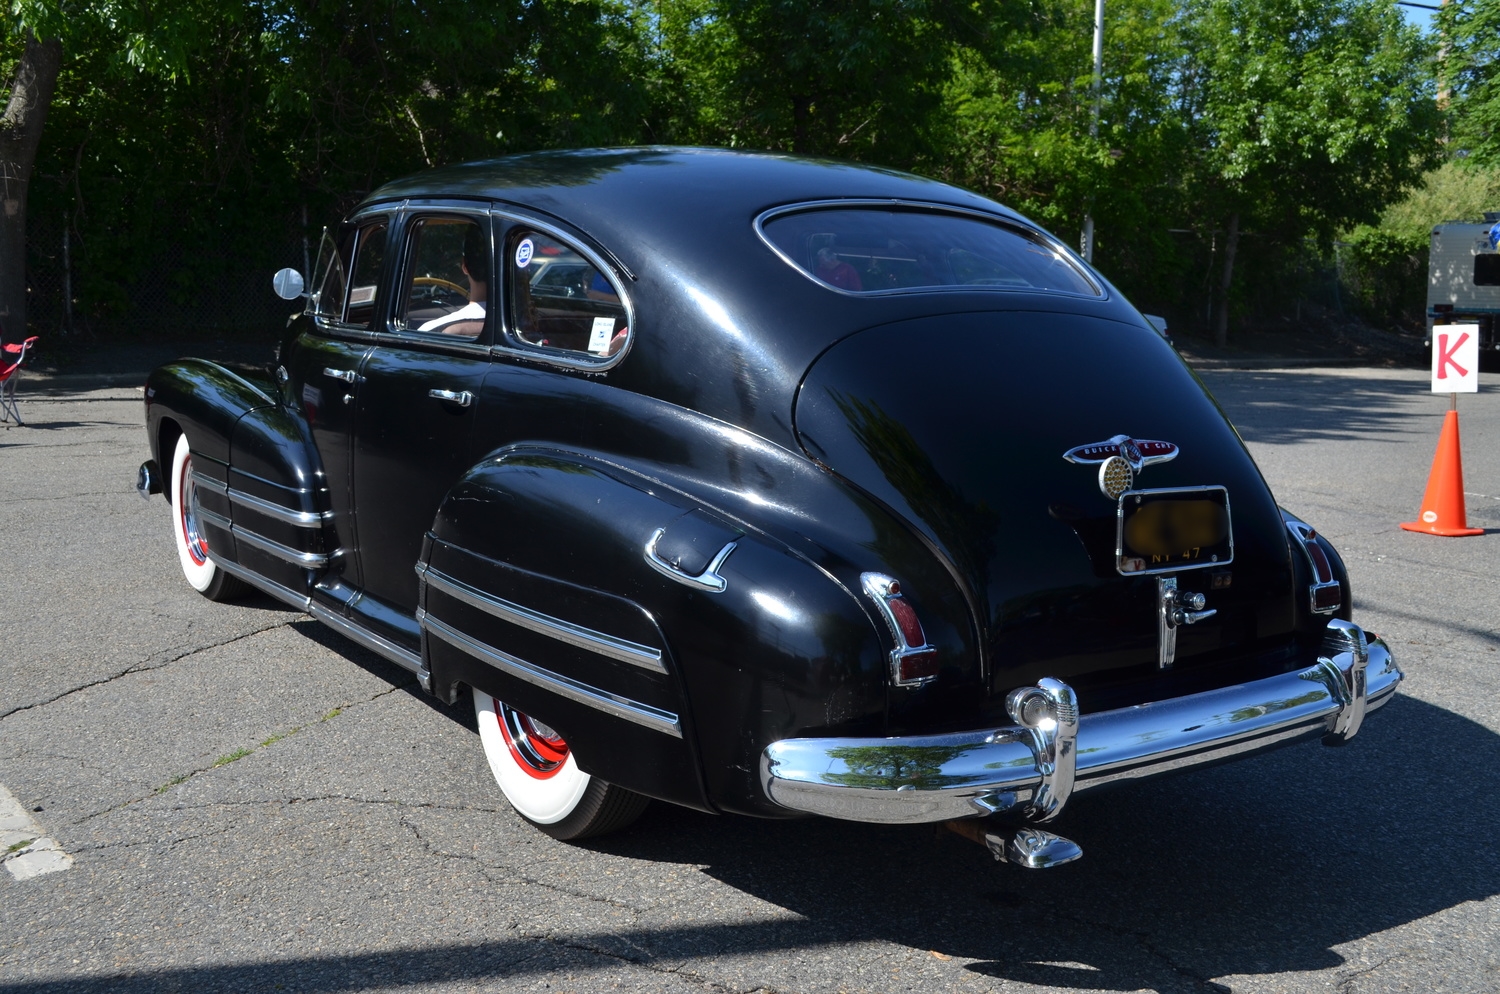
[1116,487,1233,575]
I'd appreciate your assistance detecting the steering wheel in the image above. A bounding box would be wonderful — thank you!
[412,276,467,296]
[409,276,469,311]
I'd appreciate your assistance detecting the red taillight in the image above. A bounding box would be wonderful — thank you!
[1305,541,1334,583]
[896,650,939,683]
[861,572,940,687]
[1312,585,1342,611]
[885,595,928,648]
[1286,518,1341,616]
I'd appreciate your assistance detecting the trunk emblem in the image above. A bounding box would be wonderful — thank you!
[1063,435,1178,498]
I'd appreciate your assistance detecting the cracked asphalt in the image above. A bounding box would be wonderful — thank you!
[0,365,1497,994]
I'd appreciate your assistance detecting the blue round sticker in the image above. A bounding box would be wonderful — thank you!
[515,238,534,269]
[1488,223,1500,251]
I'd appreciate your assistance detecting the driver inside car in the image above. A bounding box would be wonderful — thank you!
[419,224,488,335]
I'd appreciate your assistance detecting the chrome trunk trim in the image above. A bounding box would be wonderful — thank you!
[421,613,682,738]
[195,505,233,532]
[416,563,666,673]
[760,619,1399,825]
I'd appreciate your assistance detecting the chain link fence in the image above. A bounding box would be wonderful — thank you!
[23,214,307,342]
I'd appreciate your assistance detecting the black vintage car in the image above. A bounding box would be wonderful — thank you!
[137,147,1399,867]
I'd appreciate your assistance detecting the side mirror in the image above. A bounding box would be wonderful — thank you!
[272,268,306,300]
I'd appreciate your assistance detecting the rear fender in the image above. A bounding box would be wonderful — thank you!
[420,448,887,816]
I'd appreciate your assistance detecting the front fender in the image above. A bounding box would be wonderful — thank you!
[145,359,278,471]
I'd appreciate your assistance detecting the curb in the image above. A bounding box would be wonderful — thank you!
[18,371,151,392]
[1181,357,1403,371]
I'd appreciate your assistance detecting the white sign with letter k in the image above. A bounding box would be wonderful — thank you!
[1431,325,1480,393]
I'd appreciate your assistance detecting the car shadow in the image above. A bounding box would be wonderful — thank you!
[583,692,1495,991]
[293,619,1500,990]
[6,683,1491,992]
[1196,369,1428,447]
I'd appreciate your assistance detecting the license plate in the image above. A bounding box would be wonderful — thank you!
[1116,486,1233,575]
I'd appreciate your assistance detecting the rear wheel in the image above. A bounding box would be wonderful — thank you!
[472,687,649,840]
[170,433,250,601]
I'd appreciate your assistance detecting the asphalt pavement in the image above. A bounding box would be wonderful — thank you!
[0,360,1496,994]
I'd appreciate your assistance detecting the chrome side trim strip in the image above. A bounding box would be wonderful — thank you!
[196,506,233,532]
[760,621,1400,825]
[227,487,332,528]
[422,613,682,738]
[308,602,428,688]
[188,469,228,495]
[417,564,666,673]
[228,524,330,568]
[208,555,312,612]
[193,468,331,529]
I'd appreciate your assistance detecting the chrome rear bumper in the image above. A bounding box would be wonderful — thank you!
[761,619,1400,825]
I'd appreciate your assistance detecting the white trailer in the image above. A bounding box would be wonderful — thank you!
[1427,215,1500,350]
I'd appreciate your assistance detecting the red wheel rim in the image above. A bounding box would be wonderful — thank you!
[496,703,571,780]
[178,454,210,566]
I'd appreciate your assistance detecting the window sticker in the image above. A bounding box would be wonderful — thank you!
[515,238,535,269]
[588,316,615,354]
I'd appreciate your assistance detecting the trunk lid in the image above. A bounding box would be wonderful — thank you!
[794,310,1298,716]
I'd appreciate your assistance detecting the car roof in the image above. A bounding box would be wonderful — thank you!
[359,148,1133,447]
[362,146,1020,228]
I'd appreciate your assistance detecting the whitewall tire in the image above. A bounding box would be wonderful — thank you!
[472,687,648,840]
[170,433,248,601]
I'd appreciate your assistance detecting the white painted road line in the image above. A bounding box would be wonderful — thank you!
[0,784,73,881]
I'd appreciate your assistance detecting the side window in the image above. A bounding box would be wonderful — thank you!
[345,219,389,328]
[397,216,490,339]
[507,230,628,358]
[312,226,354,321]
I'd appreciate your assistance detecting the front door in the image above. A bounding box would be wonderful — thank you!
[282,212,391,590]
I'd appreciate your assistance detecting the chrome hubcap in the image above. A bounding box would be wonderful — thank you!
[497,702,570,779]
[179,456,209,566]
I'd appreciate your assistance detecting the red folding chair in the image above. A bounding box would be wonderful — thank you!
[0,336,39,426]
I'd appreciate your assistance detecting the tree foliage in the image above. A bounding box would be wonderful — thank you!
[4,0,1448,343]
[1443,0,1500,164]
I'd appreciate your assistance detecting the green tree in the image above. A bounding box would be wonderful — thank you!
[1181,0,1440,344]
[13,0,657,337]
[1441,0,1500,165]
[651,0,994,162]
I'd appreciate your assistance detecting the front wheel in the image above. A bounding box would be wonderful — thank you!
[472,688,648,840]
[170,433,249,601]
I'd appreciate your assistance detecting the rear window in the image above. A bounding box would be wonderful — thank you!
[760,208,1098,296]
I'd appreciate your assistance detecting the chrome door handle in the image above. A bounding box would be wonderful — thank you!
[427,389,473,407]
[323,367,357,383]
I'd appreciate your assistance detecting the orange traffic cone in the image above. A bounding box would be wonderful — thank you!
[1400,410,1485,537]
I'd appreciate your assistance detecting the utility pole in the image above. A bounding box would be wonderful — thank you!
[1081,0,1105,263]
